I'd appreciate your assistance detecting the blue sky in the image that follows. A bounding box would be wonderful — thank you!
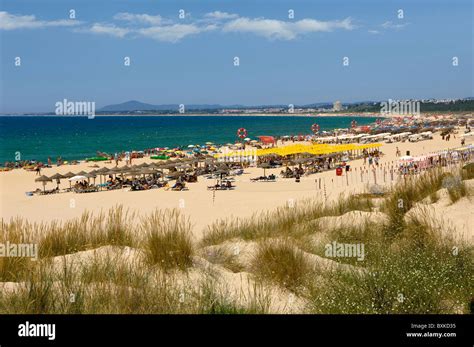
[0,0,472,113]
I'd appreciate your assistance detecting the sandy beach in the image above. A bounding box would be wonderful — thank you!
[1,132,471,240]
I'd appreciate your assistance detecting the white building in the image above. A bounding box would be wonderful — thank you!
[333,101,343,111]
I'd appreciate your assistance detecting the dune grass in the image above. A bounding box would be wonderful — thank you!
[0,218,37,282]
[142,210,194,271]
[196,275,271,314]
[444,176,468,203]
[39,206,136,258]
[305,208,473,314]
[201,194,374,247]
[251,239,314,292]
[201,246,245,273]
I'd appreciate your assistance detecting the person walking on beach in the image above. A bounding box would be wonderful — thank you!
[125,152,130,166]
[396,147,401,157]
[114,153,119,167]
[35,165,41,175]
[47,157,52,167]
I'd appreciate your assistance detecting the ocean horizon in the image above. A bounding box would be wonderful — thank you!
[0,115,377,163]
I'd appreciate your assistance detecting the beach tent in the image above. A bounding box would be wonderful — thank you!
[68,175,87,182]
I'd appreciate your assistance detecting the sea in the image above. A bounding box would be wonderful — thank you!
[0,115,377,163]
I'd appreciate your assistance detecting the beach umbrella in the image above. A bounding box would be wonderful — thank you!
[138,168,155,175]
[167,171,185,179]
[63,172,76,178]
[214,169,229,179]
[49,173,64,180]
[49,173,64,188]
[258,163,272,176]
[62,172,76,188]
[68,175,87,182]
[76,170,88,176]
[85,172,97,185]
[117,166,131,173]
[161,163,178,169]
[35,175,52,192]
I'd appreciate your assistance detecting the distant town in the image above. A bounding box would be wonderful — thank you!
[95,98,474,115]
[5,97,474,116]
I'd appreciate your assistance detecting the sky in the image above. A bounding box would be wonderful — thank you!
[0,0,473,113]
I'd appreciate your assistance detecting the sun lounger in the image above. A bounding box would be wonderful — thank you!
[207,184,235,190]
[73,186,98,193]
[250,175,276,182]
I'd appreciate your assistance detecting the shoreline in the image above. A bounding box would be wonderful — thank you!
[0,113,443,118]
[1,112,472,118]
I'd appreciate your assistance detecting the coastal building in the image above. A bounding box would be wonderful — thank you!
[333,101,343,111]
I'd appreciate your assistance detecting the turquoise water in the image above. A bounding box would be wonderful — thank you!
[0,115,377,163]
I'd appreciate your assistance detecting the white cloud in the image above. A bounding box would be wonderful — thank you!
[223,17,354,40]
[1,10,357,43]
[0,11,80,30]
[88,23,130,38]
[381,21,407,30]
[137,24,216,42]
[205,11,239,20]
[368,30,380,34]
[113,12,165,26]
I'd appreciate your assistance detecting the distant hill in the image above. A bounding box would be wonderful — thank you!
[98,99,474,114]
[100,100,232,112]
[98,100,336,112]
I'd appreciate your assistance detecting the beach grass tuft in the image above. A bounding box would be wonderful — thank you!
[142,209,194,271]
[251,239,313,292]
